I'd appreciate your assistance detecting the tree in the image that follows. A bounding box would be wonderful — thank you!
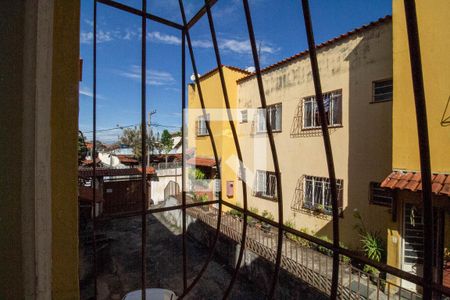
[78,131,88,165]
[160,129,174,163]
[119,126,143,159]
[119,126,159,161]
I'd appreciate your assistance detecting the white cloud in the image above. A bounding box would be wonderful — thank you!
[79,86,105,100]
[148,31,181,45]
[80,30,113,44]
[118,65,176,86]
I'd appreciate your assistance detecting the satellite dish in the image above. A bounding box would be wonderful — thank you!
[190,73,200,81]
[245,66,255,73]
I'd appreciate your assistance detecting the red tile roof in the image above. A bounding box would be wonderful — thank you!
[186,157,216,167]
[381,171,450,196]
[116,155,139,164]
[81,157,101,166]
[78,167,154,178]
[237,15,392,84]
[137,166,156,175]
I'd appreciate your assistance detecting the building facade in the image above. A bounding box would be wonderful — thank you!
[380,0,450,291]
[187,66,249,206]
[236,17,394,249]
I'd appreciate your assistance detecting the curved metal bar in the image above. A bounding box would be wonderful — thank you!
[403,1,433,298]
[181,30,188,292]
[241,1,284,298]
[92,1,98,298]
[177,0,223,298]
[203,2,249,298]
[140,0,148,298]
[300,1,340,298]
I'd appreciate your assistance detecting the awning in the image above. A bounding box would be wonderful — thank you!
[186,157,216,167]
[380,171,450,196]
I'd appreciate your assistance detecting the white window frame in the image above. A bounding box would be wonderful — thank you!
[240,109,248,123]
[372,79,393,103]
[302,90,342,129]
[256,103,282,133]
[302,175,342,214]
[255,170,277,200]
[197,114,209,136]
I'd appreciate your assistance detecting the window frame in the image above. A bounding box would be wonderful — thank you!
[254,170,278,201]
[302,175,343,215]
[372,78,393,103]
[240,109,248,124]
[369,181,394,207]
[256,103,282,133]
[196,114,209,137]
[302,90,342,130]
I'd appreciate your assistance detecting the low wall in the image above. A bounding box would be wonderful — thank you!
[151,167,182,204]
[161,198,326,299]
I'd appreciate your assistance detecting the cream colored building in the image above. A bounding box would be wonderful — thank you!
[236,17,394,248]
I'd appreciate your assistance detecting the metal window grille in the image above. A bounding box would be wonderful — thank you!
[302,90,342,129]
[87,0,448,299]
[373,79,393,102]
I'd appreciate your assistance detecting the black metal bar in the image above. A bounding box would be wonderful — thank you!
[178,1,223,297]
[203,2,250,298]
[403,1,433,299]
[181,29,188,293]
[241,1,284,298]
[186,0,218,30]
[140,0,148,298]
[92,0,98,299]
[300,1,340,298]
[97,0,183,30]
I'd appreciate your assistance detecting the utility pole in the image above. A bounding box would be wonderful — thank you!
[147,110,156,166]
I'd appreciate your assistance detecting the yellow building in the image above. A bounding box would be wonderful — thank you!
[236,17,394,249]
[380,0,450,291]
[187,66,249,206]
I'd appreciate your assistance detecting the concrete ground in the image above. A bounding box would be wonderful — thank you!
[79,212,266,300]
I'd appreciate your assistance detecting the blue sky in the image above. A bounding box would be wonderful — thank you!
[79,0,391,143]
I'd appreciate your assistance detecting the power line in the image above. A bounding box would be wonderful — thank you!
[81,122,180,134]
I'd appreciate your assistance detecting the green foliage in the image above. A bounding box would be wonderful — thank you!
[363,264,380,276]
[78,131,88,165]
[120,127,143,159]
[194,193,209,202]
[249,207,259,214]
[228,209,243,218]
[316,236,348,258]
[284,220,295,229]
[160,129,174,157]
[353,209,386,263]
[188,168,206,180]
[261,210,275,221]
[361,232,385,262]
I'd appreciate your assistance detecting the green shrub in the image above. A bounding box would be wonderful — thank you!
[261,210,275,221]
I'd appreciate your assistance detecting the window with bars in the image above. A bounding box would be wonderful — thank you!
[254,170,277,200]
[302,90,342,129]
[256,103,282,133]
[372,79,393,102]
[196,114,209,136]
[240,109,248,123]
[369,182,394,207]
[302,175,343,214]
